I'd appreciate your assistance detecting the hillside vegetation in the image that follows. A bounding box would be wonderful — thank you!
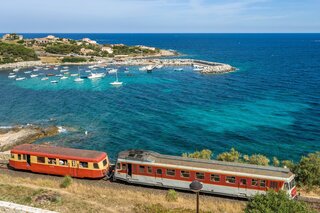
[0,42,39,64]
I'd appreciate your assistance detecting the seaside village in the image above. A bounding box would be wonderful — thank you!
[1,33,235,86]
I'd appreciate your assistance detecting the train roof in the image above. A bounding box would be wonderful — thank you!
[11,144,107,162]
[117,150,293,180]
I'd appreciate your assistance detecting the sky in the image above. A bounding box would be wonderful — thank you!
[1,0,319,33]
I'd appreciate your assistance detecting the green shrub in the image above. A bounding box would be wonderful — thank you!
[62,56,87,63]
[60,176,72,188]
[245,190,315,213]
[216,148,241,162]
[247,154,270,166]
[0,41,38,64]
[272,157,280,167]
[294,152,320,187]
[182,149,212,160]
[165,189,178,202]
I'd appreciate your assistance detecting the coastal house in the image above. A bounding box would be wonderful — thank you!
[82,38,97,45]
[136,45,156,51]
[2,33,23,40]
[34,38,50,44]
[46,35,58,40]
[80,48,94,55]
[101,46,113,54]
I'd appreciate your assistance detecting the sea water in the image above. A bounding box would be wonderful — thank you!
[0,33,319,161]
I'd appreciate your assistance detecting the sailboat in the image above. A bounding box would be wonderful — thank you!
[110,71,123,86]
[74,67,84,82]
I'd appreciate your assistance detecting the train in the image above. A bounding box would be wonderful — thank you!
[9,144,297,199]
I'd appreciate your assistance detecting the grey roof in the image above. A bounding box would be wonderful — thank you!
[117,150,293,179]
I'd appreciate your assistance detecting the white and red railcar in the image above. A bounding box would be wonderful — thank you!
[114,150,297,198]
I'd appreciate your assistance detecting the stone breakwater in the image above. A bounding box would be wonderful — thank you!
[0,61,42,70]
[110,59,236,74]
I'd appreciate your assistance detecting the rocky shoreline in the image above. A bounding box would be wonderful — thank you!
[0,125,59,152]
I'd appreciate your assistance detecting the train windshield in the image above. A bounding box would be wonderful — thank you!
[289,179,296,189]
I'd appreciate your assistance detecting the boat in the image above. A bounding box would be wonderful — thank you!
[44,67,49,70]
[110,71,123,86]
[139,66,147,71]
[60,69,69,72]
[8,75,16,79]
[174,68,184,71]
[46,73,55,77]
[193,68,203,71]
[13,68,20,72]
[63,66,69,69]
[41,77,49,81]
[56,74,63,77]
[16,77,26,81]
[74,77,84,82]
[53,67,59,70]
[24,71,32,74]
[33,68,39,71]
[30,74,38,78]
[85,70,91,73]
[88,72,105,79]
[51,80,58,84]
[108,69,118,74]
[156,65,164,69]
[60,76,68,80]
[70,73,78,77]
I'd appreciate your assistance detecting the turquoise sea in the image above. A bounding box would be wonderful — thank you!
[0,33,319,161]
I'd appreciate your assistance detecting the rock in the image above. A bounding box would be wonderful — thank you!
[0,125,59,151]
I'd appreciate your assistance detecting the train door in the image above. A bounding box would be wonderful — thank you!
[238,178,248,197]
[70,160,78,177]
[26,155,31,166]
[155,168,163,186]
[127,163,132,179]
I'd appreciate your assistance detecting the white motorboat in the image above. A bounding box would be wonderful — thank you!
[53,67,59,70]
[108,69,118,74]
[44,67,50,70]
[70,74,78,77]
[193,68,203,71]
[41,77,49,81]
[110,71,123,86]
[85,70,91,73]
[60,76,68,80]
[9,72,15,75]
[16,77,26,81]
[63,66,69,69]
[8,75,16,79]
[51,80,58,84]
[139,66,147,71]
[56,74,63,77]
[33,68,39,71]
[174,68,184,71]
[13,68,20,72]
[30,74,38,78]
[88,72,105,79]
[156,65,164,69]
[60,69,68,72]
[74,77,84,82]
[24,71,32,74]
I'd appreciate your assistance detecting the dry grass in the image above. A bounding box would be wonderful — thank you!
[40,56,60,64]
[0,173,245,213]
[298,186,320,198]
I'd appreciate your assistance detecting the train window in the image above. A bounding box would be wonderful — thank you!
[94,163,99,169]
[79,162,88,168]
[260,180,266,187]
[139,166,145,173]
[103,159,107,167]
[181,170,190,178]
[251,179,258,186]
[37,156,45,164]
[122,164,127,171]
[166,169,176,176]
[156,169,162,175]
[116,163,120,170]
[11,154,15,159]
[226,176,236,184]
[22,154,26,160]
[18,154,22,160]
[284,183,289,191]
[147,166,152,173]
[210,174,220,182]
[290,179,296,189]
[196,172,205,180]
[270,181,278,189]
[48,158,56,165]
[240,179,247,185]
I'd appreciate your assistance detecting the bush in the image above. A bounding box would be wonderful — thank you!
[294,152,320,187]
[165,189,178,202]
[45,43,81,54]
[60,176,72,188]
[245,190,315,213]
[216,148,241,162]
[246,154,270,166]
[62,56,87,63]
[0,41,38,64]
[182,149,212,160]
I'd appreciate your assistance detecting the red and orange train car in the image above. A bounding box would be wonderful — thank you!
[9,144,109,179]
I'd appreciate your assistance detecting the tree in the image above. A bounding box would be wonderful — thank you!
[294,152,320,187]
[272,157,280,167]
[247,154,270,166]
[245,190,315,213]
[216,148,241,162]
[182,149,212,160]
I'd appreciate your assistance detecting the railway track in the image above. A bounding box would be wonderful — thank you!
[0,160,9,170]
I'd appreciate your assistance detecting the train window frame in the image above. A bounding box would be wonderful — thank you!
[103,159,107,167]
[18,154,22,160]
[166,169,176,176]
[37,156,45,164]
[122,163,127,171]
[260,180,266,188]
[251,179,258,186]
[139,165,145,173]
[79,161,88,168]
[22,154,26,160]
[180,170,190,178]
[284,182,289,191]
[147,166,152,174]
[48,158,56,165]
[11,154,15,159]
[270,181,278,189]
[196,172,205,180]
[226,176,236,184]
[116,163,120,170]
[156,168,162,175]
[93,163,99,169]
[240,178,247,185]
[210,174,220,182]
